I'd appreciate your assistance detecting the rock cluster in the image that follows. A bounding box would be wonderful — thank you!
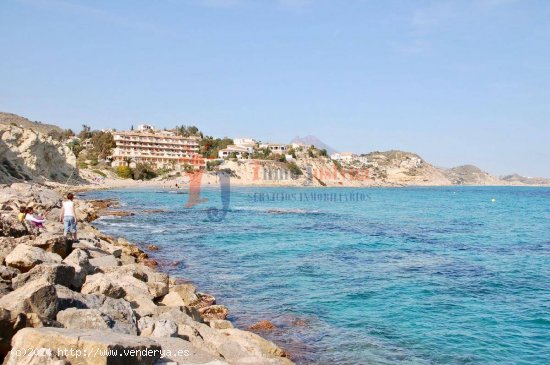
[0,183,293,365]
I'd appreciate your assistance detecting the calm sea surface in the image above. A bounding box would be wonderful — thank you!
[85,186,550,365]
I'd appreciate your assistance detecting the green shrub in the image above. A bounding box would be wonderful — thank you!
[92,169,107,177]
[132,163,157,180]
[115,165,133,179]
[287,162,303,176]
[78,162,88,169]
[206,160,223,171]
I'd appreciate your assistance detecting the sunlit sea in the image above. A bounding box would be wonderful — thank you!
[84,186,550,365]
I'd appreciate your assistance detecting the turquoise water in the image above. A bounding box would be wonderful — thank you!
[85,187,550,364]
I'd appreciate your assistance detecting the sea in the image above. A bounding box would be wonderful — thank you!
[84,186,550,365]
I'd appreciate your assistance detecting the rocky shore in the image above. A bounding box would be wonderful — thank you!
[0,182,293,365]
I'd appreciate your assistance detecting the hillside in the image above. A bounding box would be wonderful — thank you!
[0,120,78,184]
[501,173,550,186]
[364,150,451,186]
[441,165,503,185]
[0,112,64,136]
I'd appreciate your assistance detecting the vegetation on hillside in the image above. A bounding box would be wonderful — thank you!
[199,136,233,158]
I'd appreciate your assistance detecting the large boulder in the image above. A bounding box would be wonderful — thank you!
[137,317,177,338]
[89,254,120,268]
[0,237,18,265]
[169,283,200,306]
[5,244,61,273]
[198,305,229,321]
[56,308,111,331]
[0,265,19,281]
[0,279,58,322]
[153,337,228,365]
[81,273,125,299]
[55,286,137,335]
[62,248,94,289]
[101,264,168,299]
[5,327,161,365]
[12,263,75,290]
[28,233,72,259]
[86,270,157,317]
[0,215,27,238]
[0,307,25,358]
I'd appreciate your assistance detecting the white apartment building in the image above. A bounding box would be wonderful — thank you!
[112,131,204,169]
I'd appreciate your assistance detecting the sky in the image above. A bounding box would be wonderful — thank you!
[1,0,549,177]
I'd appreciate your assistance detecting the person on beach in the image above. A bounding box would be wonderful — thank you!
[25,206,45,231]
[17,206,26,222]
[60,192,78,241]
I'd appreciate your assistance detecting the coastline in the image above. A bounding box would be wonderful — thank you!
[0,181,294,365]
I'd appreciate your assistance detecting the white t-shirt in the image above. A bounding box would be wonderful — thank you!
[63,200,75,217]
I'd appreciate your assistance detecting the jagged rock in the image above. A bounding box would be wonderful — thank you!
[159,292,185,307]
[89,254,120,268]
[12,263,75,290]
[101,264,168,300]
[216,328,292,364]
[62,248,94,289]
[0,279,58,321]
[138,317,178,338]
[248,320,276,331]
[170,283,200,306]
[0,279,11,296]
[56,308,111,331]
[146,272,168,299]
[154,337,228,365]
[0,307,26,358]
[5,327,161,365]
[5,244,62,273]
[198,305,229,321]
[192,292,216,309]
[0,215,27,238]
[29,233,72,259]
[0,237,18,264]
[55,286,137,335]
[210,320,233,330]
[81,273,125,299]
[0,265,19,280]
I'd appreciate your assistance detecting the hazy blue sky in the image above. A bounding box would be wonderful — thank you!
[1,0,549,176]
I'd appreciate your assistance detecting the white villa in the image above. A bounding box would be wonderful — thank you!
[259,143,288,154]
[330,152,367,163]
[233,138,256,148]
[218,145,251,159]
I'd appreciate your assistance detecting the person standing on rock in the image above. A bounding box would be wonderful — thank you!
[60,192,78,241]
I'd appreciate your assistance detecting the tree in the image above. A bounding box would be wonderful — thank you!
[78,124,92,140]
[90,132,115,159]
[132,163,157,180]
[130,125,134,131]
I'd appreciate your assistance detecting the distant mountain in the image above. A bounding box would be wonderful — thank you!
[290,135,337,155]
[501,173,550,185]
[440,164,502,185]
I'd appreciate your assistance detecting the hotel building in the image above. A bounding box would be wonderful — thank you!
[111,130,205,169]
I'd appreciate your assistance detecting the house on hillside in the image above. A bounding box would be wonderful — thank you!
[259,143,288,154]
[218,145,251,159]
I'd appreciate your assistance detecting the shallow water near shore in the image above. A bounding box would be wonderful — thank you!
[85,186,550,364]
